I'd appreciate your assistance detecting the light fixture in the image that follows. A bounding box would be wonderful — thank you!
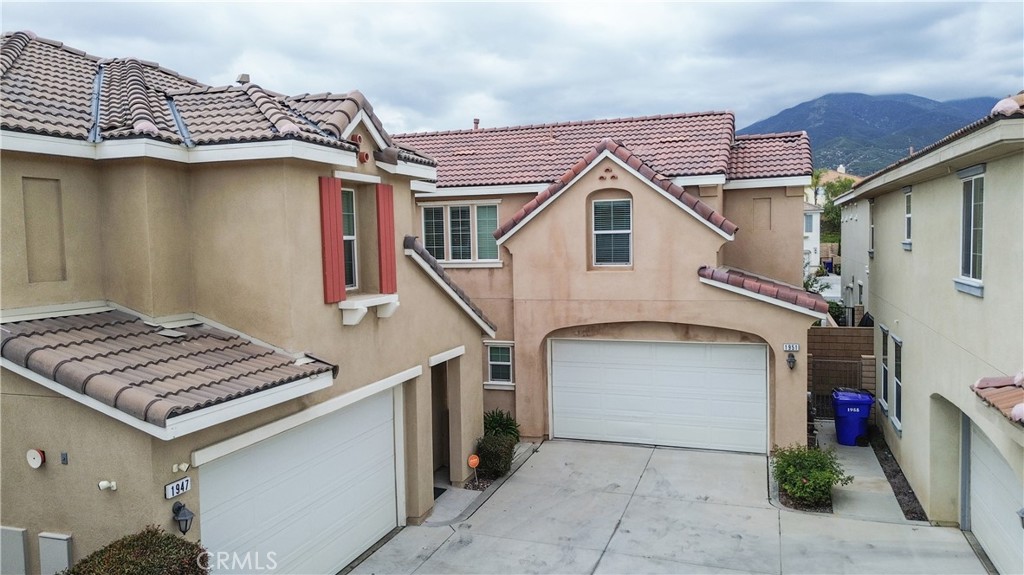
[98,480,117,491]
[1017,508,1024,529]
[786,353,797,370]
[172,502,194,535]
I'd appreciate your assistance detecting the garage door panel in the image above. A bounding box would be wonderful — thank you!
[201,390,397,574]
[552,340,767,453]
[970,424,1024,575]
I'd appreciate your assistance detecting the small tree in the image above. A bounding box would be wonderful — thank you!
[821,176,855,240]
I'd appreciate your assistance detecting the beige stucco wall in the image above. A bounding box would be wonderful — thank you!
[1,129,487,566]
[500,157,818,447]
[1,152,105,308]
[868,150,1023,523]
[720,186,805,285]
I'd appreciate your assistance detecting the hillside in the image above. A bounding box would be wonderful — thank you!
[738,93,999,176]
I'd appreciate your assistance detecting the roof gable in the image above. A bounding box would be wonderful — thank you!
[698,266,828,317]
[494,138,738,243]
[403,236,496,337]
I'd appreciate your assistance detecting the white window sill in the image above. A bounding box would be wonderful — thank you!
[338,293,399,325]
[439,261,503,269]
[901,240,912,251]
[953,277,984,298]
[483,382,515,391]
[878,398,888,414]
[890,415,903,436]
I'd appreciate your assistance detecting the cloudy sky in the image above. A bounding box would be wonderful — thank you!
[3,2,1022,133]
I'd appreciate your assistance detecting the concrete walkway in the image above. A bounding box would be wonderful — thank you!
[351,440,985,575]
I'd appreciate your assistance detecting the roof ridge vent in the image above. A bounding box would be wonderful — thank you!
[123,58,159,136]
[0,31,36,77]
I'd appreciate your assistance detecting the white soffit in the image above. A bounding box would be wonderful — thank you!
[415,183,549,199]
[723,175,810,189]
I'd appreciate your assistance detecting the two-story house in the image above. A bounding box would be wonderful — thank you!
[395,115,827,455]
[836,93,1023,575]
[0,32,494,574]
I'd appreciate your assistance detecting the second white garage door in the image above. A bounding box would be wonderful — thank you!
[551,339,768,453]
[199,389,399,574]
[969,423,1024,575]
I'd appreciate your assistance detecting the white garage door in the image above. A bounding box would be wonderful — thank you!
[200,390,398,574]
[970,423,1024,575]
[551,340,767,453]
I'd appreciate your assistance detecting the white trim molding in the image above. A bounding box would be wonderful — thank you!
[338,293,400,326]
[698,277,828,320]
[192,365,422,466]
[333,170,382,184]
[415,183,548,199]
[339,110,389,151]
[377,159,437,180]
[429,346,466,366]
[723,175,811,190]
[418,198,503,207]
[410,180,437,193]
[404,249,497,338]
[671,174,727,187]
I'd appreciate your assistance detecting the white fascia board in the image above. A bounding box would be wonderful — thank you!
[699,277,828,320]
[411,180,437,193]
[192,365,422,466]
[1,300,111,323]
[671,174,726,187]
[416,183,549,199]
[378,159,437,180]
[404,249,497,338]
[1,130,358,167]
[0,358,331,440]
[340,110,389,151]
[429,345,466,366]
[333,170,382,184]
[723,175,811,190]
[417,198,502,207]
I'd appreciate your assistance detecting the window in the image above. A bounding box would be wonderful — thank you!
[487,345,513,383]
[879,326,889,411]
[421,203,500,263]
[858,282,863,306]
[593,199,632,266]
[804,213,813,234]
[960,174,983,281]
[893,337,903,429]
[342,189,357,288]
[868,199,875,256]
[903,189,912,242]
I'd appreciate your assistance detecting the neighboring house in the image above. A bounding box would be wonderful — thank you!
[803,202,823,274]
[836,94,1023,575]
[839,198,871,309]
[0,32,493,574]
[395,115,827,455]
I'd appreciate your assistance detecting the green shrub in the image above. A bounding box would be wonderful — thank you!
[476,434,516,479]
[483,408,520,442]
[60,525,207,575]
[771,444,853,506]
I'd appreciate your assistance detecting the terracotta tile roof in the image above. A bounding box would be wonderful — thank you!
[393,111,739,187]
[971,373,1024,424]
[0,309,335,427]
[402,236,496,333]
[0,31,433,164]
[698,266,829,314]
[729,132,812,180]
[494,138,738,240]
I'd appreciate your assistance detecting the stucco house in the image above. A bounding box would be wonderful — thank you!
[394,114,827,455]
[836,93,1023,575]
[803,201,823,274]
[0,32,494,574]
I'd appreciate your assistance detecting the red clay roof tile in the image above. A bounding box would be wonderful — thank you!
[971,373,1024,424]
[0,309,335,427]
[728,132,812,180]
[698,266,828,314]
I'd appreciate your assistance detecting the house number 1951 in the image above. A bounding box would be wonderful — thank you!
[782,343,800,352]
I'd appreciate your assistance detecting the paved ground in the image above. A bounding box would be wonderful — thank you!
[352,440,986,575]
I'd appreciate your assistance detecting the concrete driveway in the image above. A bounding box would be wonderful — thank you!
[351,440,986,574]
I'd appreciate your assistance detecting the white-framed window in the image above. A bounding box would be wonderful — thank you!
[342,189,357,289]
[903,188,912,242]
[858,282,864,306]
[484,341,514,389]
[960,173,984,281]
[892,337,903,430]
[593,199,632,266]
[879,325,889,412]
[868,199,875,257]
[420,202,500,263]
[804,213,813,234]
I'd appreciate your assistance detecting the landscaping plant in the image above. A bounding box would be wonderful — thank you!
[771,444,853,506]
[475,433,516,479]
[483,408,520,442]
[60,525,207,575]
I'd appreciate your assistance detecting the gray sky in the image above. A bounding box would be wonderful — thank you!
[3,2,1022,134]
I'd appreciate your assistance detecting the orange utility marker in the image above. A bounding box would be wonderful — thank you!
[468,454,479,484]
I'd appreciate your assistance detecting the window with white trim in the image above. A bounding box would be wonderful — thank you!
[879,326,889,411]
[903,189,912,242]
[593,199,632,266]
[893,337,903,428]
[421,203,500,263]
[342,189,357,289]
[804,213,813,234]
[486,344,513,384]
[960,174,983,281]
[868,199,875,256]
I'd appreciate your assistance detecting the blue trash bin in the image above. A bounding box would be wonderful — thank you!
[831,388,874,446]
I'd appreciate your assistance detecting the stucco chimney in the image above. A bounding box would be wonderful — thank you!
[473,118,480,130]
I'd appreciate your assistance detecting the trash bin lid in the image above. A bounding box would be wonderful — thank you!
[832,388,874,402]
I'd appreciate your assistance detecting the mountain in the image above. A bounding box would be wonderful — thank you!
[738,93,1000,176]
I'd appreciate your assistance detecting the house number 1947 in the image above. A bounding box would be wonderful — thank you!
[164,476,191,499]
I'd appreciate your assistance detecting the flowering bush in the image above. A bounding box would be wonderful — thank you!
[771,444,852,506]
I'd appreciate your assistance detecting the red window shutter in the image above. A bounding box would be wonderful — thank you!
[376,183,398,294]
[319,176,346,303]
